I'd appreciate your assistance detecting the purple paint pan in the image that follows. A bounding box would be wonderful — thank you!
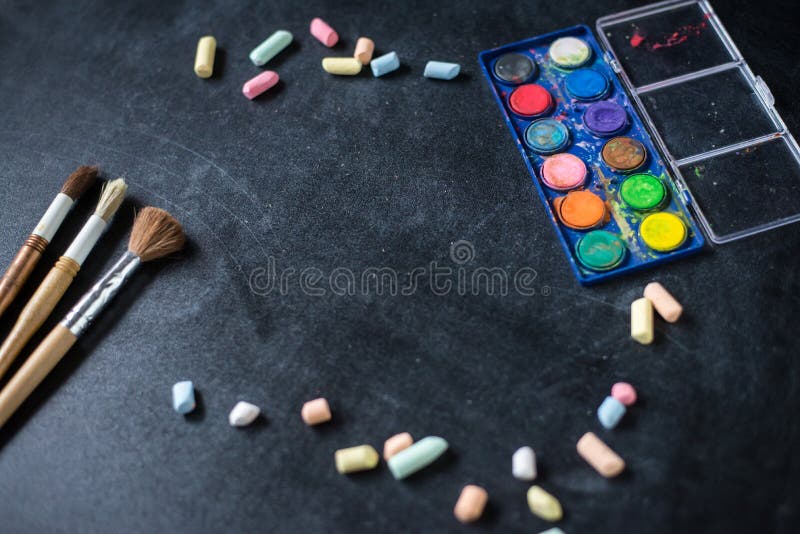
[583,101,628,137]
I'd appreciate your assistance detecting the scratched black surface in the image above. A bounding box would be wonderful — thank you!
[0,1,798,533]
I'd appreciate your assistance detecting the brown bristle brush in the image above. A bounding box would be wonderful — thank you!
[0,165,98,318]
[0,207,185,429]
[0,179,128,381]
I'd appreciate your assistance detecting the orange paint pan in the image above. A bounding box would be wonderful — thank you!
[553,190,608,230]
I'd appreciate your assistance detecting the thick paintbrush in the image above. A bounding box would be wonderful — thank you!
[0,179,128,380]
[0,166,98,319]
[0,207,185,430]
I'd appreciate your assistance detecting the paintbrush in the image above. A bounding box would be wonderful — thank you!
[0,207,185,430]
[0,179,128,380]
[0,166,98,319]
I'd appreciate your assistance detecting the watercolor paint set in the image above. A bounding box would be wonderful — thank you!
[479,0,800,285]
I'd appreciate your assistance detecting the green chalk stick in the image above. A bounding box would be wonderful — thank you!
[249,30,292,66]
[387,436,448,480]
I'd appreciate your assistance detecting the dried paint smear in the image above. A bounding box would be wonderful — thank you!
[629,17,709,51]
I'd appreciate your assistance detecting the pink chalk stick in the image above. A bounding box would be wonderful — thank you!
[611,382,637,406]
[310,17,338,47]
[242,71,279,100]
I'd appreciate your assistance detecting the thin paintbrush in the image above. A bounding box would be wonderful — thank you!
[0,207,185,430]
[0,179,128,380]
[0,166,98,319]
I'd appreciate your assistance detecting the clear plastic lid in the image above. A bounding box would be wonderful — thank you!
[597,0,800,243]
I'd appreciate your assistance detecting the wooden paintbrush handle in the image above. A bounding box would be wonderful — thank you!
[0,235,49,319]
[0,324,77,430]
[0,257,80,380]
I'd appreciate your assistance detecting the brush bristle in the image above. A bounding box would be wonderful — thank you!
[94,178,128,222]
[60,165,99,200]
[128,207,186,262]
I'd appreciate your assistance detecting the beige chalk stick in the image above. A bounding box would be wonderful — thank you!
[631,297,654,345]
[453,484,488,523]
[383,432,414,460]
[354,37,375,65]
[301,397,332,426]
[576,432,625,478]
[644,282,683,323]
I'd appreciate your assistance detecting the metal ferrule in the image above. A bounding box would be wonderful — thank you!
[61,251,141,337]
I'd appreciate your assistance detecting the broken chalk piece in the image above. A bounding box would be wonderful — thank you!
[611,382,637,406]
[228,401,260,427]
[387,435,448,480]
[194,36,216,78]
[644,281,683,323]
[631,297,654,345]
[249,30,293,66]
[577,431,625,478]
[301,397,332,426]
[242,71,280,100]
[172,380,195,414]
[354,37,375,64]
[335,445,380,474]
[383,432,414,460]
[322,57,362,75]
[597,396,626,429]
[453,484,488,524]
[424,61,460,80]
[512,446,537,481]
[370,51,400,77]
[527,485,563,522]
[310,17,338,47]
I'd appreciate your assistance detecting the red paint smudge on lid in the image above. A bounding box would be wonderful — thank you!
[629,20,708,51]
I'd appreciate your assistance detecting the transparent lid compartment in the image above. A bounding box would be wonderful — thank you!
[638,67,780,161]
[597,0,800,243]
[678,137,800,241]
[598,0,736,88]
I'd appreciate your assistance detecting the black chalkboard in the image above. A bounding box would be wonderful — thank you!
[0,1,798,532]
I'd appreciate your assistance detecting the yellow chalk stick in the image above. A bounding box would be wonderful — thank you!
[631,297,654,345]
[335,444,379,474]
[322,57,362,76]
[194,36,217,78]
[527,485,563,522]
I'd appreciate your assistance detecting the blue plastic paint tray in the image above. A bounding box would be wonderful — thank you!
[479,0,800,285]
[479,25,704,285]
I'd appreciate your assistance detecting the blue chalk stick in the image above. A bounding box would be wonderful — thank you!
[597,395,626,429]
[424,61,460,80]
[172,381,196,415]
[370,51,400,77]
